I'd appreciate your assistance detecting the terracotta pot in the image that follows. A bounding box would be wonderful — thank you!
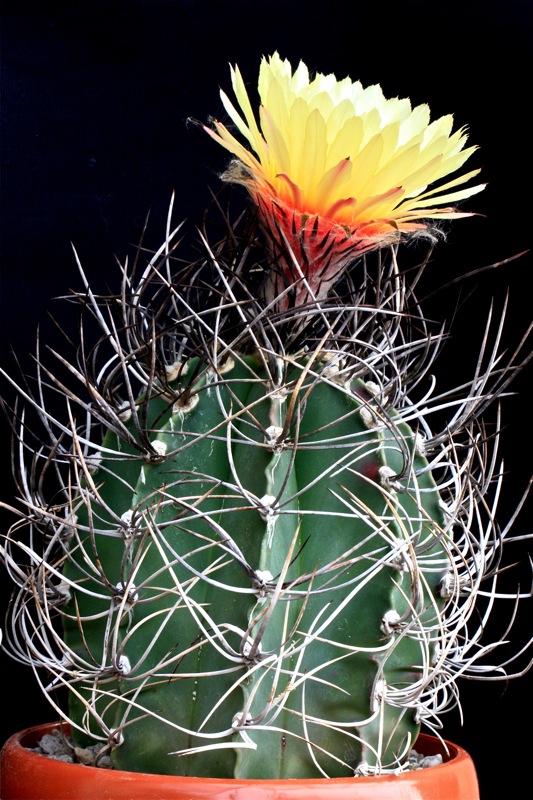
[0,722,480,800]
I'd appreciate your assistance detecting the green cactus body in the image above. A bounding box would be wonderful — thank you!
[62,352,447,778]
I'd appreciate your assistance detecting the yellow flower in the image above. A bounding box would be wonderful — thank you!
[205,53,485,305]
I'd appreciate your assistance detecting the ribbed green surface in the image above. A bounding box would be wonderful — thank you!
[62,354,446,777]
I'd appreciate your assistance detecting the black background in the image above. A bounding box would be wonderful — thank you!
[1,1,532,795]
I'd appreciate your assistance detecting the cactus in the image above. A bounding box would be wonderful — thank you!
[60,347,447,778]
[1,54,531,780]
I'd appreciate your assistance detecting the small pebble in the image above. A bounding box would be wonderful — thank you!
[32,732,73,760]
[408,749,443,770]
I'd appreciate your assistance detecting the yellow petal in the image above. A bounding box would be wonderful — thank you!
[315,158,353,208]
[259,105,291,174]
[299,108,328,199]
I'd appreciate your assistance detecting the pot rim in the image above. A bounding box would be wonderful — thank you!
[2,721,475,785]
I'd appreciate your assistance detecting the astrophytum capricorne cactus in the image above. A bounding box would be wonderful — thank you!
[1,54,531,780]
[59,348,448,778]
